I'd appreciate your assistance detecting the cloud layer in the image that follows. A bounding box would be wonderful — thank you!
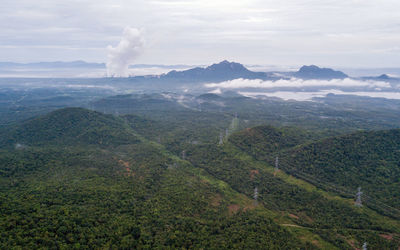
[240,90,400,101]
[205,78,391,89]
[1,0,400,66]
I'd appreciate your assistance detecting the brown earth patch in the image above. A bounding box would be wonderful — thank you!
[243,202,257,211]
[200,179,209,184]
[250,169,259,180]
[345,239,358,250]
[311,240,321,248]
[380,234,393,240]
[299,213,314,223]
[228,204,241,215]
[118,160,130,168]
[211,194,222,207]
[281,224,304,228]
[273,169,280,176]
[288,213,299,219]
[118,160,135,177]
[337,234,358,250]
[124,167,135,177]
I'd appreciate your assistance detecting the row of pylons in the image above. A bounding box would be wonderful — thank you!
[260,154,367,248]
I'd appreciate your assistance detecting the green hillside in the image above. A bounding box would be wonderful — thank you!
[0,108,140,147]
[229,125,315,160]
[183,141,400,249]
[124,112,400,249]
[1,108,399,249]
[0,108,310,249]
[279,130,400,212]
[229,126,400,218]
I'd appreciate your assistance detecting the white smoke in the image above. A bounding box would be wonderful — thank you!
[107,27,144,77]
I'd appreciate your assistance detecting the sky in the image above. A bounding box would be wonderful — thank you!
[1,0,400,67]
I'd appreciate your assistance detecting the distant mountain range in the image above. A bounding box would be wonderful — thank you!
[0,60,398,82]
[0,61,193,69]
[0,61,105,69]
[152,61,356,82]
[361,74,399,82]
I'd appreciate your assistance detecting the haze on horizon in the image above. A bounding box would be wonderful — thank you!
[1,0,400,68]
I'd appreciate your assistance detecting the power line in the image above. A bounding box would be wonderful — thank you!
[278,165,400,219]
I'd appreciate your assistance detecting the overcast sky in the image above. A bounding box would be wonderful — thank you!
[1,0,400,67]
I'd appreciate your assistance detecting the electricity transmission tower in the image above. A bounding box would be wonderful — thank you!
[181,150,186,160]
[362,242,367,250]
[253,187,259,205]
[355,187,363,207]
[275,156,279,171]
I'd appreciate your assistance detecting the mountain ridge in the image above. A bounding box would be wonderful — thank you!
[293,65,348,79]
[161,60,272,82]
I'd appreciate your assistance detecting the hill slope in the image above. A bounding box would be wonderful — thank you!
[229,126,400,216]
[0,107,140,147]
[0,108,309,249]
[280,129,400,210]
[228,125,316,160]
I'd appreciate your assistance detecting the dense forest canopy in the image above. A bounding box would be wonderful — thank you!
[1,94,400,249]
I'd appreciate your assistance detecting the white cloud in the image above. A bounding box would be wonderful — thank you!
[205,78,391,89]
[209,88,222,94]
[240,89,400,101]
[240,91,328,101]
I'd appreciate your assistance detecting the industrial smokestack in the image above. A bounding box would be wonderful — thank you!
[106,27,144,77]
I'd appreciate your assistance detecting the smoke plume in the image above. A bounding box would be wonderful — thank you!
[107,27,144,77]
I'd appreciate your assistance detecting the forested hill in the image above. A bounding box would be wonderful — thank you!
[280,129,400,210]
[0,107,140,147]
[228,125,317,160]
[229,126,400,215]
[1,108,400,248]
[0,108,309,249]
[118,111,400,248]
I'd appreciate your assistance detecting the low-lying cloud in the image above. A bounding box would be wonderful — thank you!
[107,27,144,77]
[205,78,391,89]
[239,90,400,101]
